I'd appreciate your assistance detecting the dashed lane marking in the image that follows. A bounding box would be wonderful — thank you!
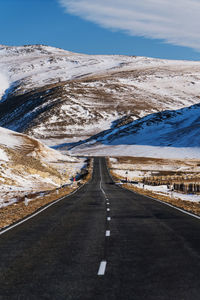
[107,208,110,212]
[107,217,111,221]
[98,261,107,276]
[106,230,110,237]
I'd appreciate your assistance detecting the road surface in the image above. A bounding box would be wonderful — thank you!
[0,157,200,299]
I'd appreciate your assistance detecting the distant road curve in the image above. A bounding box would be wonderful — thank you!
[0,157,200,300]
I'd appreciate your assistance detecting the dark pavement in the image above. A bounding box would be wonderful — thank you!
[0,157,200,300]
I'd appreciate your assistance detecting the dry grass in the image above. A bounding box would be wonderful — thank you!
[0,158,93,230]
[112,156,200,168]
[123,183,200,216]
[109,167,200,216]
[109,156,200,182]
[0,185,75,229]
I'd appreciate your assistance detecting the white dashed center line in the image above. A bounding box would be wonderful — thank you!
[98,261,107,276]
[107,217,111,221]
[106,230,110,237]
[106,202,110,205]
[107,208,110,212]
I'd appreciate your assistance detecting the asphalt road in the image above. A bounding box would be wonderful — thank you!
[0,157,200,300]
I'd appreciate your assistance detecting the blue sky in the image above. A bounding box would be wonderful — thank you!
[0,0,200,60]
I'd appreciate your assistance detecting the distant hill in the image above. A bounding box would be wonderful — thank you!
[1,44,200,146]
[0,126,81,204]
[69,103,200,159]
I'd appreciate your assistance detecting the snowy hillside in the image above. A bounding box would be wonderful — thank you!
[1,44,200,144]
[0,127,84,207]
[70,103,200,159]
[0,44,134,94]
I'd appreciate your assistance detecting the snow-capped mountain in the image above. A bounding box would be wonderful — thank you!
[69,103,200,159]
[1,44,200,145]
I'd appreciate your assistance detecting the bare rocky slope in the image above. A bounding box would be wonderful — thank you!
[1,44,200,146]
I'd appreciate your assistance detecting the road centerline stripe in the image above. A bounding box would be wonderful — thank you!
[106,230,110,236]
[98,261,107,276]
[107,217,111,221]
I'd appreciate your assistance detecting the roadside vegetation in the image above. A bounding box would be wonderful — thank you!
[0,158,93,230]
[108,157,200,216]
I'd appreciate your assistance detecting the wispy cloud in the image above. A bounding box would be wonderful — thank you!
[58,0,200,51]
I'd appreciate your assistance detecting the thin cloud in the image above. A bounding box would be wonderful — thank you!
[58,0,200,51]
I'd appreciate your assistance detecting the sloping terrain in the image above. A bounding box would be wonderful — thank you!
[0,127,84,207]
[70,103,200,159]
[1,45,200,145]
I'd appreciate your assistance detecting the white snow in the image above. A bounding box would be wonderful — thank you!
[95,104,200,148]
[71,144,200,160]
[110,156,200,204]
[111,162,200,203]
[131,182,200,203]
[0,72,9,100]
[2,44,200,145]
[0,126,75,162]
[0,127,24,148]
[1,44,200,207]
[0,45,138,94]
[0,126,86,208]
[1,44,200,107]
[0,149,9,161]
[70,99,200,157]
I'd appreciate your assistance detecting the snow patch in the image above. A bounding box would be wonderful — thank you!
[133,183,200,203]
[0,149,9,161]
[0,127,24,148]
[71,144,200,160]
[0,72,9,100]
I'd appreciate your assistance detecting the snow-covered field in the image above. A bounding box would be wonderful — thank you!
[131,183,200,203]
[109,157,200,203]
[114,168,200,203]
[71,144,200,159]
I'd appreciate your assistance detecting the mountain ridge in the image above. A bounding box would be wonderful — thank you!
[1,44,200,146]
[68,102,200,159]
